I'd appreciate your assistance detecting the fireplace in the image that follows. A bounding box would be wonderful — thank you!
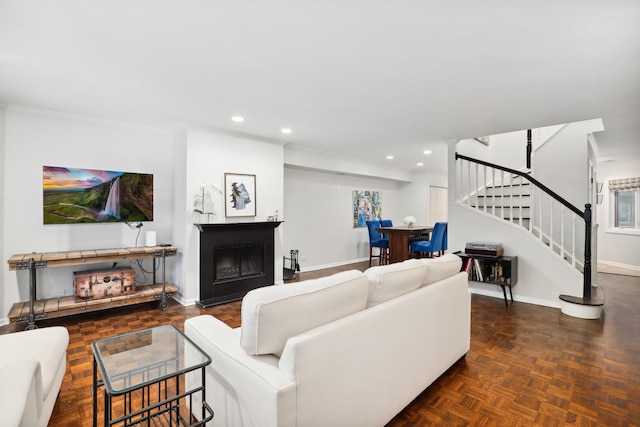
[214,244,264,281]
[196,222,281,307]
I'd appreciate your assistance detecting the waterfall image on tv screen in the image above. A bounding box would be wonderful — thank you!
[43,166,153,224]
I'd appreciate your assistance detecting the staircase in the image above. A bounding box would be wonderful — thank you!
[470,176,587,272]
[455,153,603,318]
[473,176,532,231]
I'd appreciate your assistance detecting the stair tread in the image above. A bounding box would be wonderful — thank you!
[471,208,531,213]
[485,183,531,188]
[476,194,531,197]
[471,206,529,209]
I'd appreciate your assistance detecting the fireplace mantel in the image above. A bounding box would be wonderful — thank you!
[195,221,283,232]
[196,221,282,307]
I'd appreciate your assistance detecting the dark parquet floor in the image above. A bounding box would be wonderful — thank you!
[2,263,639,426]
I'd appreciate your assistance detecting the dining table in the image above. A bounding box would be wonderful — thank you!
[376,225,434,264]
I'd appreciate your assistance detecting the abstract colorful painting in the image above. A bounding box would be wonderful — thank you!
[353,190,382,227]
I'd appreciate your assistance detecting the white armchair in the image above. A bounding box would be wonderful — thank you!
[0,326,69,427]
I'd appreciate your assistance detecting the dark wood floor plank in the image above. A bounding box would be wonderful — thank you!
[1,264,639,426]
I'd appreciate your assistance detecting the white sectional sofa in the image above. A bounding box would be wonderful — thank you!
[185,254,470,427]
[0,326,69,427]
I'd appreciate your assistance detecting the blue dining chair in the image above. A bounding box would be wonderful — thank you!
[440,222,448,256]
[366,220,389,266]
[380,219,393,227]
[379,219,393,241]
[410,222,447,258]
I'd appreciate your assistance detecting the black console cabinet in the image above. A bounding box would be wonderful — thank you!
[456,252,518,307]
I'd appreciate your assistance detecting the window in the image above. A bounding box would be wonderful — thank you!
[615,191,637,228]
[428,186,448,225]
[609,178,640,231]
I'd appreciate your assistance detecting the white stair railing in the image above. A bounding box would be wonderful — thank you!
[455,154,588,276]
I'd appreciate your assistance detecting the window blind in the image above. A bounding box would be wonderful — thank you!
[428,186,448,224]
[609,177,640,192]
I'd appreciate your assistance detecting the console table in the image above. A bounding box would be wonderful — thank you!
[456,251,518,307]
[7,245,178,329]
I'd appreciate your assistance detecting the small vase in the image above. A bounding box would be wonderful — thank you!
[408,223,413,229]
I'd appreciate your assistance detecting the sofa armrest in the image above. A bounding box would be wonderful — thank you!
[185,315,296,427]
[0,360,43,427]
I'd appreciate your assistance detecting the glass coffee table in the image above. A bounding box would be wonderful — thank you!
[92,324,213,426]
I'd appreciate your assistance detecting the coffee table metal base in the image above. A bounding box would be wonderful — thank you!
[93,360,213,426]
[92,325,213,427]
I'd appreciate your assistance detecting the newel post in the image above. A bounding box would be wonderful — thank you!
[583,204,592,299]
[526,129,532,169]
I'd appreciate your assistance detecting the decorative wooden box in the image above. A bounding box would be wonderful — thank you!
[74,267,135,301]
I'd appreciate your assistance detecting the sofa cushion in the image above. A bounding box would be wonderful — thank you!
[416,253,463,286]
[364,259,427,307]
[240,270,369,356]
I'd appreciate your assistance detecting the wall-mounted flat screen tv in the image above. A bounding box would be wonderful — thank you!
[43,166,153,224]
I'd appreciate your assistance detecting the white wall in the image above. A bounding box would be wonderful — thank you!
[283,167,400,270]
[283,165,446,271]
[0,109,6,316]
[283,144,447,271]
[533,120,603,208]
[449,203,582,307]
[596,157,640,273]
[170,124,188,303]
[488,124,567,172]
[487,130,528,171]
[1,107,176,323]
[178,126,285,305]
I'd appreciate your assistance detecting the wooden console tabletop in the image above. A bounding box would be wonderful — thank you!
[7,246,178,327]
[7,245,177,270]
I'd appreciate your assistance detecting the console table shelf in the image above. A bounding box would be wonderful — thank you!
[7,246,178,328]
[7,283,178,323]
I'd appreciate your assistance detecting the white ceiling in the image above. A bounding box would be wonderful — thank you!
[1,1,638,171]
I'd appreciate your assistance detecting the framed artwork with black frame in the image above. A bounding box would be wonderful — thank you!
[225,173,256,217]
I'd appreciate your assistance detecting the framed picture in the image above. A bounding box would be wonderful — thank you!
[225,173,256,217]
[43,165,154,224]
[352,190,382,227]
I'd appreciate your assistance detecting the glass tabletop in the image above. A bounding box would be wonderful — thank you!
[92,324,210,395]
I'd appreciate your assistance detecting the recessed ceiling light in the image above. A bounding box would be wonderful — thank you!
[423,150,432,155]
[417,162,424,166]
[386,155,394,160]
[231,116,244,122]
[281,128,292,134]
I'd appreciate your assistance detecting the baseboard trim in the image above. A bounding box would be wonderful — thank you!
[469,286,561,309]
[173,295,194,306]
[597,260,640,277]
[300,257,368,273]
